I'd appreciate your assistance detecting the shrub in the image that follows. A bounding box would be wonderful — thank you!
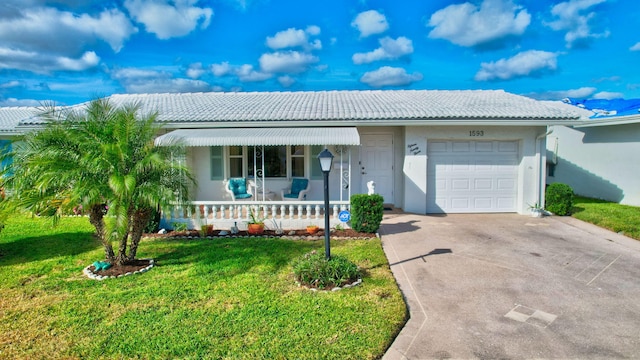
[292,251,361,289]
[545,183,574,215]
[171,222,188,231]
[144,207,161,233]
[350,194,384,233]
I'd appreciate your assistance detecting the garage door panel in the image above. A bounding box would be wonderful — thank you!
[475,160,493,171]
[497,197,516,209]
[427,140,519,213]
[452,163,471,171]
[497,178,516,190]
[428,141,448,152]
[474,198,493,209]
[452,179,470,190]
[451,198,470,210]
[475,142,493,152]
[452,142,471,152]
[474,178,492,190]
[498,141,518,152]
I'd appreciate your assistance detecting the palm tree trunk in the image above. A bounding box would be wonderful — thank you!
[116,232,129,266]
[128,207,152,261]
[88,204,115,262]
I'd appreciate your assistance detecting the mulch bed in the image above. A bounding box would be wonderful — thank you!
[87,258,153,278]
[143,228,377,239]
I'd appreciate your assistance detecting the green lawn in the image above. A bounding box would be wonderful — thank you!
[0,216,406,359]
[572,196,640,240]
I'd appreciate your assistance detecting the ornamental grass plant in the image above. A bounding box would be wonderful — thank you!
[292,250,361,289]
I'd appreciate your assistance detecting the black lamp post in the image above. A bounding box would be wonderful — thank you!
[317,148,334,260]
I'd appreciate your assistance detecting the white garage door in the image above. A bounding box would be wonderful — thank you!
[426,140,519,213]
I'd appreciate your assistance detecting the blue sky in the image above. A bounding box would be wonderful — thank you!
[0,0,638,106]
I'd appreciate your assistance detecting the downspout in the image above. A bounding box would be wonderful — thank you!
[536,129,553,209]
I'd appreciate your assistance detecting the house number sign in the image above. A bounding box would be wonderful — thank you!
[469,130,485,137]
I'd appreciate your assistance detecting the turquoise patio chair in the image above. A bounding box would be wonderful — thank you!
[225,178,253,201]
[281,178,310,200]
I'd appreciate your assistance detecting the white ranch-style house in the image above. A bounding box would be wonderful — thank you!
[5,90,585,229]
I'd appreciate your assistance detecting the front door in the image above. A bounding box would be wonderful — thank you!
[360,134,394,204]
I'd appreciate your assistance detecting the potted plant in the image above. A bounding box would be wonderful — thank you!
[528,203,544,218]
[247,207,265,235]
[306,224,319,234]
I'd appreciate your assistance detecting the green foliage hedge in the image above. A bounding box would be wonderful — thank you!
[292,251,361,289]
[546,183,574,216]
[350,194,384,233]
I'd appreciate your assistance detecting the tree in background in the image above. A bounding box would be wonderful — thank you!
[0,99,194,265]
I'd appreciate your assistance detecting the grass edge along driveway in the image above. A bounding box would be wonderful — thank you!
[0,216,407,360]
[572,196,640,240]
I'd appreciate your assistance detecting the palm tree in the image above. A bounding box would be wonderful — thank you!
[1,99,194,266]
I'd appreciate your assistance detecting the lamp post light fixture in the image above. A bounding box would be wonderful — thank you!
[317,148,334,260]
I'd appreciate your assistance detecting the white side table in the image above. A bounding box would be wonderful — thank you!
[254,188,277,201]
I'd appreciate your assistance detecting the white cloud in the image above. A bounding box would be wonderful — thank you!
[475,50,558,81]
[235,64,272,82]
[360,66,423,87]
[266,27,322,50]
[0,47,100,74]
[352,36,413,64]
[0,7,136,55]
[351,10,389,38]
[545,0,608,48]
[259,51,319,74]
[186,62,206,79]
[57,51,100,71]
[224,0,255,11]
[211,62,232,77]
[564,87,597,98]
[427,0,530,47]
[630,42,640,51]
[306,25,321,36]
[124,0,213,39]
[592,91,623,100]
[526,87,596,100]
[210,62,271,83]
[0,80,22,89]
[111,67,211,93]
[0,97,42,107]
[278,75,296,87]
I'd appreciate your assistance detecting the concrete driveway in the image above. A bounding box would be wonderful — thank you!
[380,213,640,359]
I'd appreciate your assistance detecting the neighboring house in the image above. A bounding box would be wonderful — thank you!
[5,90,584,227]
[0,106,40,174]
[547,98,640,206]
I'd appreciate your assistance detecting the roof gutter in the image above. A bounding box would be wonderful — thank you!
[158,118,582,129]
[572,113,640,128]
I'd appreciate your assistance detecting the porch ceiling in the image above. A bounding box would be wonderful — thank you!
[154,127,361,146]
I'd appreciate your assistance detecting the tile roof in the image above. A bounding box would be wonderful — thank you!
[0,106,39,132]
[101,89,584,123]
[8,90,586,130]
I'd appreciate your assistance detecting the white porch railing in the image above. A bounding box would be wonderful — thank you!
[163,200,351,231]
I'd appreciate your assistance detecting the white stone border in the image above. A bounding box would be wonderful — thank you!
[144,234,379,241]
[83,258,154,280]
[298,278,363,292]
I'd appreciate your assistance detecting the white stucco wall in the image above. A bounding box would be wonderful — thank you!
[186,125,547,214]
[547,124,640,206]
[402,126,546,215]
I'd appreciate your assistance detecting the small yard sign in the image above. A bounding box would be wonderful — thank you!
[338,210,351,223]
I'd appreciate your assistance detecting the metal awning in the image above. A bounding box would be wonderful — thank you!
[154,127,360,147]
